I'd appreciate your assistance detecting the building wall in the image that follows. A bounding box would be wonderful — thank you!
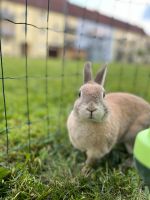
[1,0,149,63]
[1,1,65,57]
[75,19,114,62]
[113,28,149,63]
[65,16,78,47]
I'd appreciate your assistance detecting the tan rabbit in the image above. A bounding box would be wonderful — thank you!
[67,62,150,171]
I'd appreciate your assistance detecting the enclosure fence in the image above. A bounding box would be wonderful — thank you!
[0,0,150,159]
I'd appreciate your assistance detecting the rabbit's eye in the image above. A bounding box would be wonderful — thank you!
[79,91,81,97]
[103,92,105,98]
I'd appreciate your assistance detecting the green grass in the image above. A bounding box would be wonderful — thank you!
[0,57,150,199]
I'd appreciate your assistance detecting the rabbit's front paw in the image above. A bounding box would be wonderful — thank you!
[81,164,93,176]
[81,156,97,176]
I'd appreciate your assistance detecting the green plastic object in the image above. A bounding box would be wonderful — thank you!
[134,128,150,187]
[134,128,150,168]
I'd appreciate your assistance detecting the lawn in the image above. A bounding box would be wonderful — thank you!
[0,57,150,199]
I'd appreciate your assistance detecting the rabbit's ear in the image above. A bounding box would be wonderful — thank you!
[84,62,92,83]
[95,65,107,86]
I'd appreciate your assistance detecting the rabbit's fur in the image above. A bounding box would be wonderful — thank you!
[67,62,150,169]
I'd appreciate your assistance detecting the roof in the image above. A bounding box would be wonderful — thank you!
[5,0,146,35]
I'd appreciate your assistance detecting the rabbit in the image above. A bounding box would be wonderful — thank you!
[67,62,150,172]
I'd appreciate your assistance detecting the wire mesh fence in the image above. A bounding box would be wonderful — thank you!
[0,0,150,160]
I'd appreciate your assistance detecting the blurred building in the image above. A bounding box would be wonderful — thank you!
[0,0,149,62]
